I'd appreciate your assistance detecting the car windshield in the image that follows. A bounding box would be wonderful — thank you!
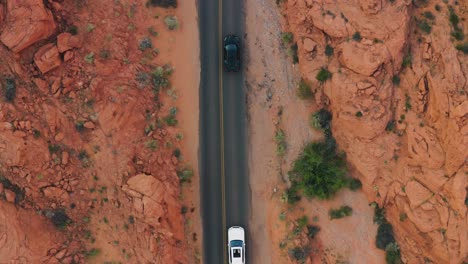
[226,44,237,58]
[230,240,243,247]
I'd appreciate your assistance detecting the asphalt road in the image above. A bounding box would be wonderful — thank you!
[199,0,248,262]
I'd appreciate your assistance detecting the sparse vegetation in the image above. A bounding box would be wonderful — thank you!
[355,111,363,117]
[455,43,468,54]
[296,78,313,99]
[164,16,179,30]
[146,0,177,8]
[306,225,320,239]
[288,246,310,262]
[423,11,435,20]
[329,205,353,219]
[316,67,332,82]
[86,248,101,257]
[148,26,159,37]
[352,32,362,42]
[310,108,332,131]
[392,75,401,86]
[139,37,153,51]
[151,64,173,93]
[385,242,403,264]
[4,78,16,102]
[417,20,432,34]
[78,150,91,168]
[449,7,464,41]
[325,44,334,57]
[348,178,362,191]
[84,52,95,64]
[145,139,158,150]
[86,23,96,33]
[287,43,299,64]
[75,120,85,132]
[50,208,72,229]
[281,32,294,45]
[404,94,412,112]
[48,144,61,154]
[401,53,412,68]
[275,129,287,156]
[68,25,79,35]
[99,49,111,59]
[178,168,194,183]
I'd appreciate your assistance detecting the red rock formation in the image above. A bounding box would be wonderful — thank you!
[34,43,62,74]
[0,0,56,53]
[283,0,467,263]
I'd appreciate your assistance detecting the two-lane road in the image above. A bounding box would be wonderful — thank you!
[199,0,248,262]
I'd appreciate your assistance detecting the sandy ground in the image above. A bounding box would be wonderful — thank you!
[245,0,386,263]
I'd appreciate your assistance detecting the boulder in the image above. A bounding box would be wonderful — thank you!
[56,33,82,53]
[34,44,61,74]
[0,0,56,53]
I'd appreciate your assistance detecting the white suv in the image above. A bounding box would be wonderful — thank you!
[228,226,246,264]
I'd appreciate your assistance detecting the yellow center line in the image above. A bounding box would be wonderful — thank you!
[219,0,227,263]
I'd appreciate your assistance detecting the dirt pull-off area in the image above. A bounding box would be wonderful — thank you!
[0,0,200,263]
[280,0,468,263]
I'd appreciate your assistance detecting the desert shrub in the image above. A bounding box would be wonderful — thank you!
[164,16,179,30]
[99,49,111,59]
[288,246,310,262]
[146,0,177,8]
[352,32,362,41]
[348,178,362,191]
[355,111,363,117]
[281,186,301,204]
[423,11,435,20]
[385,243,403,264]
[86,248,101,257]
[392,75,400,86]
[148,26,159,37]
[456,43,468,54]
[310,108,332,131]
[435,4,441,11]
[325,44,334,57]
[84,52,94,64]
[275,129,286,156]
[4,78,16,102]
[401,53,412,68]
[139,37,153,51]
[306,225,320,239]
[48,144,61,153]
[281,32,294,45]
[296,216,308,229]
[449,7,459,27]
[136,72,151,88]
[145,139,158,150]
[178,168,193,183]
[50,209,72,229]
[287,43,299,64]
[451,29,465,41]
[86,23,95,33]
[404,94,412,111]
[151,65,173,92]
[329,205,353,219]
[75,120,85,132]
[288,141,347,200]
[164,115,178,126]
[373,203,386,225]
[376,222,396,249]
[385,120,396,132]
[316,67,332,82]
[68,25,79,35]
[297,78,312,99]
[78,150,91,167]
[0,175,24,203]
[417,20,432,34]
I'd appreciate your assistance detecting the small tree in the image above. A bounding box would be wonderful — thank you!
[164,16,179,30]
[296,78,312,99]
[316,67,332,82]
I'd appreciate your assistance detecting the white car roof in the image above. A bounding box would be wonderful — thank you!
[228,226,245,241]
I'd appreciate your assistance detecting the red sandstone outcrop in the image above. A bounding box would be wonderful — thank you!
[34,43,62,74]
[283,0,467,263]
[0,0,56,53]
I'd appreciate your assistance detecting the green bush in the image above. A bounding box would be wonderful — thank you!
[50,209,72,229]
[287,43,299,64]
[401,53,412,68]
[325,44,334,57]
[417,20,432,34]
[4,78,16,102]
[288,246,310,261]
[281,187,301,204]
[392,75,400,86]
[310,109,332,130]
[352,32,362,41]
[306,225,320,239]
[178,168,193,183]
[68,25,79,35]
[456,43,468,54]
[139,38,153,51]
[275,129,286,156]
[296,216,308,229]
[385,243,403,264]
[316,67,332,82]
[329,205,353,219]
[449,7,459,27]
[355,111,363,117]
[348,178,362,191]
[84,52,94,64]
[423,11,435,20]
[281,32,294,45]
[99,49,111,59]
[86,248,101,257]
[297,78,312,99]
[288,141,347,200]
[151,65,173,92]
[146,0,177,8]
[164,16,179,30]
[376,223,396,249]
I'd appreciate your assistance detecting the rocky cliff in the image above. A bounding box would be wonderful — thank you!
[283,0,467,263]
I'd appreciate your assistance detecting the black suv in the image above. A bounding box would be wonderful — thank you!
[223,35,241,72]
